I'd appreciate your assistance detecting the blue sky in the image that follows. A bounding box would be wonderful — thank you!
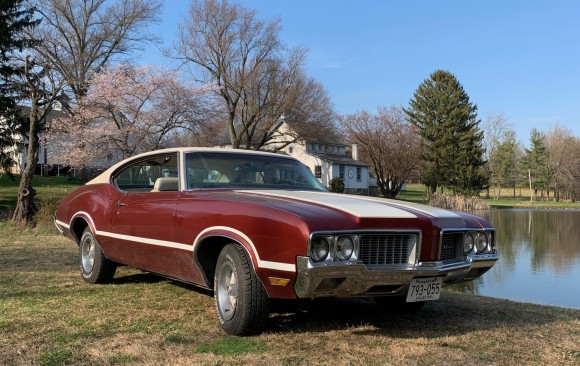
[142,0,580,146]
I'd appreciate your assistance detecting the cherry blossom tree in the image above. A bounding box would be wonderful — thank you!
[48,65,214,168]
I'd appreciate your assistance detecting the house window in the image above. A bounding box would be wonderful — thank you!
[339,165,345,179]
[356,167,362,182]
[314,165,322,179]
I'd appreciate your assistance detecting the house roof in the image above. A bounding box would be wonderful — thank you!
[284,120,346,145]
[309,152,368,167]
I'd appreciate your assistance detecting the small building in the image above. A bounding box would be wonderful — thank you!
[1,106,64,176]
[272,121,370,194]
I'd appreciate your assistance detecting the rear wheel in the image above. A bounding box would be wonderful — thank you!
[79,227,116,284]
[214,244,270,336]
[374,296,425,313]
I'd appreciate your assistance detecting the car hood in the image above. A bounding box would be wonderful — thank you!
[235,190,462,220]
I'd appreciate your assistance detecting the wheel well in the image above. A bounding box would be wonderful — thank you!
[71,218,89,245]
[196,236,243,288]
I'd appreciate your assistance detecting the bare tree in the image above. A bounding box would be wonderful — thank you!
[340,106,421,198]
[171,0,334,150]
[12,56,66,223]
[482,113,511,199]
[545,125,580,202]
[29,0,161,100]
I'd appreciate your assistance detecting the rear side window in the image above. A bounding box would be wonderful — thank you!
[113,154,179,193]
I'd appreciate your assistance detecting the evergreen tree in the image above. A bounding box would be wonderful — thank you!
[523,129,548,198]
[492,129,519,197]
[405,70,487,195]
[0,0,38,175]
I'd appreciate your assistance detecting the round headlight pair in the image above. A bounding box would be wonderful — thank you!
[310,235,354,262]
[464,231,491,255]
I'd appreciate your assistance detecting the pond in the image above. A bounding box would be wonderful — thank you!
[450,209,580,309]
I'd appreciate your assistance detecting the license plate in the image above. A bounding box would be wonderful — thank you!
[406,277,442,302]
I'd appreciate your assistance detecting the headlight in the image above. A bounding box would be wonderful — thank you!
[464,232,475,254]
[475,232,489,253]
[310,236,330,262]
[335,235,354,261]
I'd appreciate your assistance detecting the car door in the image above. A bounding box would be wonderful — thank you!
[107,153,185,277]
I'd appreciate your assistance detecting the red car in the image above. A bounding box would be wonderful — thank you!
[54,148,499,335]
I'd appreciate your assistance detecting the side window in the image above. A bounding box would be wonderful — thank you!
[114,154,179,193]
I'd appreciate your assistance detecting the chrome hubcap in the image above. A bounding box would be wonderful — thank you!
[217,262,238,321]
[81,235,95,274]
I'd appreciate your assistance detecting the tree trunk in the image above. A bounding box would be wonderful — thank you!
[11,107,40,224]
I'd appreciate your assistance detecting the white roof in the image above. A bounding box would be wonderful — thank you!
[87,147,293,185]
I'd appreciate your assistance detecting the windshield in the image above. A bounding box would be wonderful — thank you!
[185,152,327,191]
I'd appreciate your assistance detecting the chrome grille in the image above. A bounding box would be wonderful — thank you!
[440,232,464,262]
[359,233,417,266]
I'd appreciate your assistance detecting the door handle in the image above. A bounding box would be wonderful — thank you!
[116,203,127,208]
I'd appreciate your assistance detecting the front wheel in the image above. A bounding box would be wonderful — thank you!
[214,244,270,336]
[79,227,116,284]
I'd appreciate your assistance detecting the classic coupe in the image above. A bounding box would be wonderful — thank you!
[54,147,499,335]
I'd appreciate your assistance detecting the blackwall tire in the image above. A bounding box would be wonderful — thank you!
[214,244,270,336]
[79,227,116,284]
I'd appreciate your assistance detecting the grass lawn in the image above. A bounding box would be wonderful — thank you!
[0,227,579,366]
[0,174,83,224]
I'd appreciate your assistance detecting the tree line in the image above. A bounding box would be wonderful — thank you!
[1,0,579,226]
[342,70,579,203]
[484,115,579,202]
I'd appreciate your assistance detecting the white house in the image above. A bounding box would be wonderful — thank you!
[0,106,69,176]
[272,121,370,194]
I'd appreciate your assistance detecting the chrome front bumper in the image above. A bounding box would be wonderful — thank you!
[294,253,499,299]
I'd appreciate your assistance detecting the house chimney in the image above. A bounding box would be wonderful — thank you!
[352,143,359,160]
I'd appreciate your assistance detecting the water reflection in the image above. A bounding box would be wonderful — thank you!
[450,209,580,309]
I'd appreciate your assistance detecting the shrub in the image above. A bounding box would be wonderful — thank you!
[428,192,489,211]
[328,178,345,193]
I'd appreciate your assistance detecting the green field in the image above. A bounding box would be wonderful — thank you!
[0,175,83,226]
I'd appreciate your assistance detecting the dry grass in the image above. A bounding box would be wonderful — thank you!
[1,227,579,366]
[428,193,489,211]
